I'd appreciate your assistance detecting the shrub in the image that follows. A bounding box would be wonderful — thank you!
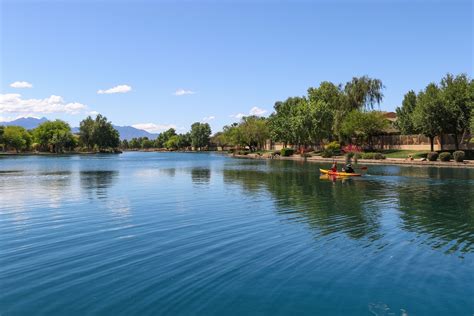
[300,152,312,158]
[345,152,355,164]
[281,148,295,157]
[439,152,452,162]
[321,149,333,158]
[342,144,362,153]
[453,151,465,162]
[427,152,438,161]
[361,152,386,160]
[237,150,250,155]
[273,150,281,156]
[227,148,235,154]
[325,141,340,152]
[353,153,361,164]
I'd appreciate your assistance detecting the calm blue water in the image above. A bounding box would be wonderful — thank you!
[1,152,473,315]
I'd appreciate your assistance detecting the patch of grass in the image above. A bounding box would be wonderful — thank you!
[381,150,428,159]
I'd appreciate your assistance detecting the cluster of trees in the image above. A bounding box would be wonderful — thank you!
[215,76,389,151]
[121,122,212,151]
[0,114,120,153]
[396,73,474,151]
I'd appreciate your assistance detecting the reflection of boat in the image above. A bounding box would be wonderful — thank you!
[320,168,361,177]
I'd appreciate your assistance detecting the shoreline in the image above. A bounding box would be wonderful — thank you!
[0,151,121,156]
[231,153,474,169]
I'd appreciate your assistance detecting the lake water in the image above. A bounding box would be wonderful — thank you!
[1,152,473,315]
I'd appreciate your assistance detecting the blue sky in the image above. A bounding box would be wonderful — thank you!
[1,0,472,133]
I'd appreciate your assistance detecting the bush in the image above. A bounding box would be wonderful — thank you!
[237,150,250,155]
[427,152,438,161]
[280,148,295,157]
[342,144,362,153]
[325,141,340,152]
[353,153,361,164]
[439,152,452,162]
[453,151,465,162]
[361,152,386,160]
[273,150,281,156]
[345,152,355,164]
[321,149,333,158]
[300,152,312,158]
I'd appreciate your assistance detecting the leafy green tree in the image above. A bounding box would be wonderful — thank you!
[412,83,447,151]
[3,126,31,152]
[236,116,269,151]
[396,90,418,134]
[344,76,384,111]
[0,125,4,151]
[141,138,154,149]
[33,120,74,153]
[129,138,141,149]
[92,114,120,150]
[165,135,180,150]
[155,128,176,148]
[121,139,129,149]
[79,116,95,149]
[439,73,473,149]
[340,110,388,149]
[190,122,211,150]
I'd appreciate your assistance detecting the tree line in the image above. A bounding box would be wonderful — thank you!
[0,114,120,153]
[121,122,212,151]
[396,73,473,151]
[214,74,473,153]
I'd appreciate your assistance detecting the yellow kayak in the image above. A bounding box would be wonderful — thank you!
[320,168,361,177]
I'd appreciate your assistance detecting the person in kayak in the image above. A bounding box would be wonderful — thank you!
[330,161,337,172]
[342,163,354,173]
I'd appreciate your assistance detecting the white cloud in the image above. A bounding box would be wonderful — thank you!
[88,110,100,116]
[10,81,33,88]
[132,123,177,133]
[202,115,215,122]
[230,106,267,120]
[229,113,245,119]
[0,93,87,115]
[174,89,195,96]
[97,85,132,94]
[249,106,267,116]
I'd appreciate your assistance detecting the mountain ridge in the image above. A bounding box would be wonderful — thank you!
[0,117,159,140]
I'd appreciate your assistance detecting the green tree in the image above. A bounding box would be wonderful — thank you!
[165,135,180,150]
[155,128,176,148]
[33,120,74,153]
[236,116,269,151]
[129,138,141,149]
[0,125,4,151]
[340,110,388,149]
[190,122,211,150]
[396,90,418,134]
[92,114,120,150]
[3,126,31,152]
[79,116,95,149]
[439,73,473,149]
[412,83,447,151]
[344,76,384,111]
[121,139,129,149]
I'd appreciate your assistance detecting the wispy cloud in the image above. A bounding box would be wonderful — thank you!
[229,113,245,119]
[0,93,87,115]
[10,81,33,88]
[132,123,177,133]
[174,89,195,96]
[97,84,132,94]
[202,115,215,122]
[249,106,267,116]
[230,106,267,119]
[88,110,100,116]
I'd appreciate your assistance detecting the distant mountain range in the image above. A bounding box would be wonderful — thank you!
[1,117,159,140]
